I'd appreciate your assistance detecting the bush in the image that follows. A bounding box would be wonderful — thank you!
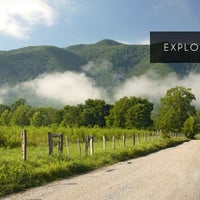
[182,116,195,139]
[0,133,6,147]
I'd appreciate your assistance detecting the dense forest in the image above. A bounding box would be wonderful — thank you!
[0,86,199,139]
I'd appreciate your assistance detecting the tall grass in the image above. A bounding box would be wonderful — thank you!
[0,125,149,147]
[0,125,189,197]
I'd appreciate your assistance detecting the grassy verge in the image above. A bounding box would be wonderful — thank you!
[194,134,200,140]
[0,136,189,197]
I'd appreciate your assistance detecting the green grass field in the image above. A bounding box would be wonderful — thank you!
[0,126,189,197]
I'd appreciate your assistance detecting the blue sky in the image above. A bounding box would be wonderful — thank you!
[1,0,200,50]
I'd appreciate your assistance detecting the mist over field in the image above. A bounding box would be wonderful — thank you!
[114,72,200,106]
[0,69,199,107]
[0,71,106,106]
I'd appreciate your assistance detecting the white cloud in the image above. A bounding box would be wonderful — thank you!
[1,71,105,105]
[0,0,56,39]
[0,88,7,104]
[137,39,150,45]
[118,39,149,45]
[33,72,104,104]
[1,70,200,107]
[114,72,200,106]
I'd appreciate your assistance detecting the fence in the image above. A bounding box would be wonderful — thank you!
[47,132,63,155]
[20,129,167,161]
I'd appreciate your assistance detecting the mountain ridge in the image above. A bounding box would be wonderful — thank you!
[1,39,200,106]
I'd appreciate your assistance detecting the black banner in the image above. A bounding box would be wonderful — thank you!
[150,31,200,63]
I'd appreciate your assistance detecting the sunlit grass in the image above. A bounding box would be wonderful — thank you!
[0,126,189,197]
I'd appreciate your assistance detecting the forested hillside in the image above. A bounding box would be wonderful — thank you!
[1,39,200,106]
[0,46,85,86]
[1,39,200,86]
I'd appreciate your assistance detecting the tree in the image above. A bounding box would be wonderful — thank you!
[125,103,153,129]
[106,96,153,129]
[193,110,200,134]
[0,104,10,115]
[11,105,33,127]
[182,116,195,139]
[31,107,62,127]
[0,109,12,126]
[81,99,111,127]
[10,98,27,111]
[52,109,64,125]
[30,111,46,127]
[157,86,196,133]
[62,104,83,127]
[106,97,130,128]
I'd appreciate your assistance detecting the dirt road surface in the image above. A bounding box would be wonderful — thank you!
[2,140,200,200]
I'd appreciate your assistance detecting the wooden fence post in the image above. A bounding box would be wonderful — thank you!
[66,136,70,158]
[48,132,64,155]
[159,130,161,137]
[103,135,106,151]
[85,135,90,156]
[137,134,140,144]
[77,139,81,157]
[156,130,158,138]
[144,133,146,143]
[123,135,126,148]
[48,132,53,155]
[112,136,115,149]
[90,135,94,155]
[132,134,135,146]
[21,130,27,161]
[58,133,63,153]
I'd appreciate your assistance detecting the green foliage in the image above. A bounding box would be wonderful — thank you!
[0,46,85,86]
[157,86,196,133]
[30,107,62,127]
[67,40,200,89]
[194,134,200,140]
[106,97,130,128]
[106,96,153,129]
[0,104,10,115]
[62,104,84,127]
[10,98,27,111]
[61,100,112,128]
[0,133,7,147]
[81,99,111,127]
[0,86,199,135]
[193,110,200,134]
[125,102,153,129]
[11,105,33,127]
[0,126,21,148]
[0,109,12,126]
[0,126,143,147]
[31,111,46,127]
[182,116,195,139]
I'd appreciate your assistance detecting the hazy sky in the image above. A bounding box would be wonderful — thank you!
[1,0,200,50]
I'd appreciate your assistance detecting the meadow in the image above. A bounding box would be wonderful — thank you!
[0,126,188,197]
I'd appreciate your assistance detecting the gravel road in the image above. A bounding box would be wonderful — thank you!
[2,140,200,200]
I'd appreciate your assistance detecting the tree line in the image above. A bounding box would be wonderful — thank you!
[0,97,153,129]
[0,86,199,138]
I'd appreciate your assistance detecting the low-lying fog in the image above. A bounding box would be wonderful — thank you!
[0,70,199,107]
